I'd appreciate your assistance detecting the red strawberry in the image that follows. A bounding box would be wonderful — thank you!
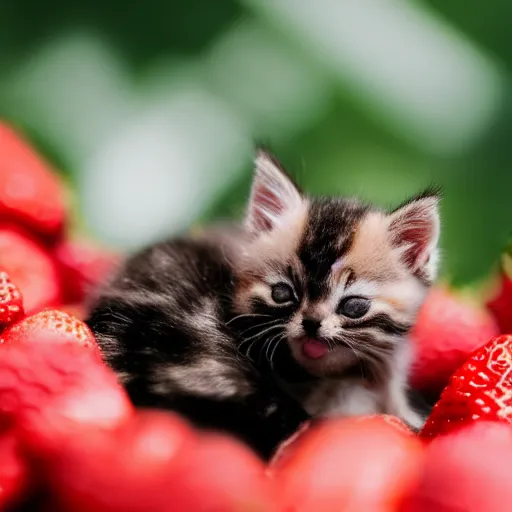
[420,334,512,440]
[0,341,132,458]
[0,432,28,509]
[410,286,499,398]
[0,227,61,314]
[270,414,414,473]
[41,411,196,512]
[270,415,424,512]
[404,421,512,511]
[0,309,99,355]
[487,240,512,335]
[170,432,277,512]
[42,411,275,512]
[54,239,120,304]
[0,123,66,243]
[0,271,24,330]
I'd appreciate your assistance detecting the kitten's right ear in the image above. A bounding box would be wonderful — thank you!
[245,150,304,233]
[387,189,441,281]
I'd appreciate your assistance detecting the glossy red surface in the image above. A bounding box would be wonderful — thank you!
[421,334,512,439]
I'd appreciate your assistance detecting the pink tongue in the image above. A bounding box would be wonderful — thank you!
[302,339,329,359]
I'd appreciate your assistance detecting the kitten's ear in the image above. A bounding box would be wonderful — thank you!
[387,190,441,280]
[245,150,304,232]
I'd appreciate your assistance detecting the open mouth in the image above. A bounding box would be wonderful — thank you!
[301,337,330,360]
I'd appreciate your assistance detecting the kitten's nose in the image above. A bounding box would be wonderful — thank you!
[302,318,321,337]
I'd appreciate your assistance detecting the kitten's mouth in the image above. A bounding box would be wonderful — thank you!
[302,337,330,360]
[292,336,358,377]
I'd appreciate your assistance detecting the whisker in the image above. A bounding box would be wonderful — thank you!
[263,332,284,366]
[240,324,284,345]
[226,313,273,326]
[326,334,376,381]
[254,332,279,365]
[243,334,269,360]
[237,323,286,363]
[357,342,394,359]
[237,318,282,337]
[265,335,279,363]
[237,321,282,352]
[269,334,286,371]
[258,337,273,365]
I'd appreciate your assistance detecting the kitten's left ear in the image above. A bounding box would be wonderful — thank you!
[387,191,441,281]
[245,150,304,233]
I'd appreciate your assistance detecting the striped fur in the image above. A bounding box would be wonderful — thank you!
[87,149,440,456]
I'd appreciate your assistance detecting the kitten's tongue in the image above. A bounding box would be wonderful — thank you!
[302,338,329,359]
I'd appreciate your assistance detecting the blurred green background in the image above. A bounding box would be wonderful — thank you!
[0,0,511,286]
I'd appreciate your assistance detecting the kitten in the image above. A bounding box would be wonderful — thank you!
[86,150,440,458]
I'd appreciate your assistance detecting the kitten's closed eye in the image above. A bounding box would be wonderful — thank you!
[337,296,371,319]
[271,283,296,305]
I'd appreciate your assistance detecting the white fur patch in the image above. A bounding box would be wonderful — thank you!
[373,278,427,318]
[308,381,381,417]
[343,279,378,299]
[190,298,220,333]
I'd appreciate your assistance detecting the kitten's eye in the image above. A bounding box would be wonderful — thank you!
[337,296,371,319]
[271,283,295,304]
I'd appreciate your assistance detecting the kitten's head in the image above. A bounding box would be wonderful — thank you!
[232,150,440,380]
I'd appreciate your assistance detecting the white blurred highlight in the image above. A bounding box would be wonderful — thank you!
[244,0,504,155]
[1,34,134,165]
[204,20,332,139]
[82,88,250,249]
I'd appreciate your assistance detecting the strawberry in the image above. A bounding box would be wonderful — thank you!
[41,411,275,512]
[0,271,24,330]
[0,341,132,456]
[0,226,61,314]
[0,309,99,355]
[404,421,512,511]
[54,239,120,304]
[270,414,414,472]
[487,239,512,335]
[0,123,66,243]
[172,432,277,512]
[410,286,499,399]
[0,432,29,509]
[41,411,196,512]
[269,416,424,512]
[420,334,512,440]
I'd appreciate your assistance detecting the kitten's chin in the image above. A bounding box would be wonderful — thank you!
[288,336,359,378]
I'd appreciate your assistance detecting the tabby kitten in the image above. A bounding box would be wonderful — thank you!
[86,150,440,459]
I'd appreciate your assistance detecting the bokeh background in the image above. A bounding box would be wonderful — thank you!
[1,0,511,286]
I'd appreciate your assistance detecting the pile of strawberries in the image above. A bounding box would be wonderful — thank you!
[0,122,119,319]
[1,121,512,511]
